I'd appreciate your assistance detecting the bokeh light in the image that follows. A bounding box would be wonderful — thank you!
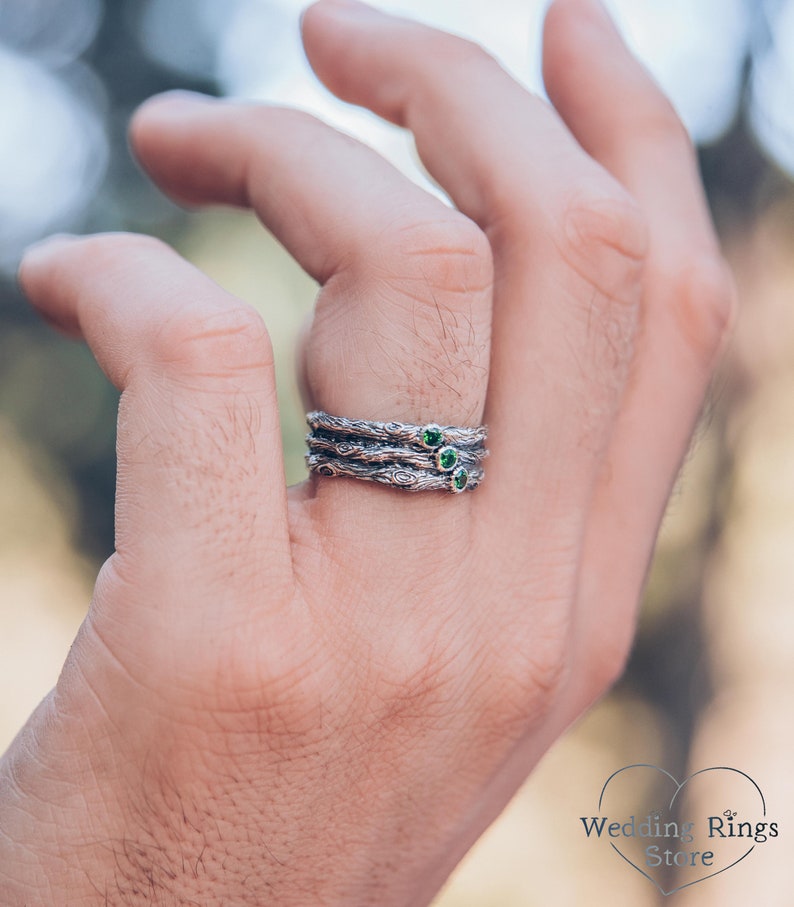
[2,0,793,273]
[750,0,794,177]
[0,0,102,65]
[0,48,107,269]
[608,0,749,143]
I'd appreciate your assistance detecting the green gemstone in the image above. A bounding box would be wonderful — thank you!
[438,447,458,471]
[452,468,469,492]
[422,426,444,449]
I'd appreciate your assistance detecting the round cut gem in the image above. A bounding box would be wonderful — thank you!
[421,425,444,449]
[452,468,469,492]
[437,446,458,471]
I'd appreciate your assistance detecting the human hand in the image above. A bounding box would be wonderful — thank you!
[1,0,734,904]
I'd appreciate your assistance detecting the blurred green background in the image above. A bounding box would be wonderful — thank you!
[1,0,794,903]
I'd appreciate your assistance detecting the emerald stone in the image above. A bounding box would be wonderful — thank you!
[422,426,444,449]
[452,468,469,492]
[437,447,458,471]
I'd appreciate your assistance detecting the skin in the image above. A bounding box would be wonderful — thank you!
[0,0,735,903]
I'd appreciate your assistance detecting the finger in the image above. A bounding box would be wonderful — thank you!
[544,0,719,254]
[300,0,646,577]
[302,0,589,230]
[542,0,736,706]
[131,94,494,523]
[19,234,293,605]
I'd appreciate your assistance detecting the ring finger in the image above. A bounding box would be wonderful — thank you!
[132,97,494,531]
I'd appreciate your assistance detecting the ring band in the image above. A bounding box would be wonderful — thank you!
[307,436,484,472]
[305,411,488,493]
[306,453,484,493]
[306,411,488,450]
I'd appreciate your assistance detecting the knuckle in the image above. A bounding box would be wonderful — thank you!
[666,253,737,361]
[348,215,493,416]
[551,186,647,431]
[153,300,274,379]
[385,214,494,296]
[558,184,649,304]
[71,234,277,380]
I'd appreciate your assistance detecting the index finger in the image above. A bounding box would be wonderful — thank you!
[19,234,293,606]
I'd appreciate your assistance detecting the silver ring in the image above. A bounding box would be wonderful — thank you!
[306,411,488,450]
[305,411,488,493]
[306,435,485,472]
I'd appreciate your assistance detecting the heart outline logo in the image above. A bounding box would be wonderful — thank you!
[597,764,767,896]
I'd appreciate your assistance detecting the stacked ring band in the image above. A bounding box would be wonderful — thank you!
[305,411,488,493]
